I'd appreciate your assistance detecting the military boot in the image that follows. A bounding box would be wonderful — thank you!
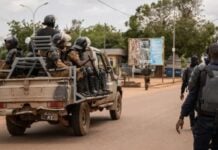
[99,69,111,95]
[88,76,98,96]
[81,77,91,96]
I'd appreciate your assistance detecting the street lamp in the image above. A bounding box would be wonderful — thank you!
[172,0,176,83]
[20,2,49,36]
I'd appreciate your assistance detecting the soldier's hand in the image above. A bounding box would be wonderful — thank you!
[176,118,184,134]
[89,57,95,62]
[180,94,184,101]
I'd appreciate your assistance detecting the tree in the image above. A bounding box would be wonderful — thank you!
[64,19,83,43]
[124,0,215,58]
[8,20,42,53]
[65,21,125,49]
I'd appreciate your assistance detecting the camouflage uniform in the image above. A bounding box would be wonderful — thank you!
[46,48,69,77]
[0,36,23,78]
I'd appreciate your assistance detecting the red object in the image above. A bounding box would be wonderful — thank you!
[47,101,64,109]
[0,102,6,109]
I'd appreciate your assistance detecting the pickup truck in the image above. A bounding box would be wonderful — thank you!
[0,41,122,136]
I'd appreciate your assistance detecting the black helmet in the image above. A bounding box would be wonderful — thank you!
[52,33,66,46]
[42,15,55,27]
[4,36,18,48]
[190,55,198,67]
[72,37,91,51]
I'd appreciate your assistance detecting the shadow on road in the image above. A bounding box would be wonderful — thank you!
[0,116,112,144]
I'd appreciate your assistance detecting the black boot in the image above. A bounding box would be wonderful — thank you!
[88,76,98,96]
[82,76,91,96]
[99,69,111,95]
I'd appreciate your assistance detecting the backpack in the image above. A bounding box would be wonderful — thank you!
[200,66,218,113]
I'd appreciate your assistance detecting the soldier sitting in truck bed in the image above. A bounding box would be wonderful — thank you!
[0,36,23,78]
[46,33,69,77]
[66,37,95,96]
[84,47,111,95]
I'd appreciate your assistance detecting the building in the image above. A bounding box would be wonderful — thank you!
[102,48,127,75]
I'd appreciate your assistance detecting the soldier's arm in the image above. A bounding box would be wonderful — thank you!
[55,59,68,68]
[68,51,90,67]
[50,51,68,68]
[5,50,16,65]
[181,69,188,95]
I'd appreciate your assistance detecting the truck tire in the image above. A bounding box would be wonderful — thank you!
[110,92,122,120]
[70,102,90,136]
[6,116,26,136]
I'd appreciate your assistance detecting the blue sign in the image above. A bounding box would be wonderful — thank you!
[149,38,164,65]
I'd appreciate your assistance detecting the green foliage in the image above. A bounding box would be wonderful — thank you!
[7,20,42,53]
[64,19,83,43]
[124,0,215,59]
[0,47,7,59]
[65,21,125,49]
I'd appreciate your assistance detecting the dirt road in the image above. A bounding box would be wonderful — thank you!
[0,84,192,150]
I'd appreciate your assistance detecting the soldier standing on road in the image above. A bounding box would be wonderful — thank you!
[142,64,152,90]
[180,56,199,128]
[176,43,218,150]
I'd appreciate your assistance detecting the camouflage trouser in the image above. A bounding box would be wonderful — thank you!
[50,69,70,77]
[50,68,84,79]
[0,63,9,79]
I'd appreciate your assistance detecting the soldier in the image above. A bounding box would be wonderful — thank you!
[67,37,96,96]
[27,15,60,57]
[1,36,22,69]
[46,33,69,77]
[180,55,199,128]
[36,15,59,37]
[176,43,218,150]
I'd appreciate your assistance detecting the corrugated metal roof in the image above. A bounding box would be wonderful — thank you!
[102,48,127,56]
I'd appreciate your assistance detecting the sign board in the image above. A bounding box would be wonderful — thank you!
[128,37,164,66]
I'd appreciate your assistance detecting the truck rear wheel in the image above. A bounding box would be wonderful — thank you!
[6,116,26,136]
[69,102,90,136]
[110,92,122,120]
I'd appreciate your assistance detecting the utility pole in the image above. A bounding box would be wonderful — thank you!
[172,0,176,83]
[104,23,106,50]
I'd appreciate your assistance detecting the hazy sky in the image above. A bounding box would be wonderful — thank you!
[0,0,217,41]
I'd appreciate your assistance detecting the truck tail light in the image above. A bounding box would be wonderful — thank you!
[47,101,64,109]
[0,102,6,109]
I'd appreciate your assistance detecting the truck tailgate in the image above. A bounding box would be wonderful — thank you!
[0,78,70,103]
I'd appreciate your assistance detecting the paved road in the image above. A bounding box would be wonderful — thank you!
[0,84,192,150]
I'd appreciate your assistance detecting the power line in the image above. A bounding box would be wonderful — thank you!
[97,0,130,17]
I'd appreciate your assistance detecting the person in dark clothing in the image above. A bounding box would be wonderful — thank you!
[36,15,59,37]
[1,36,22,69]
[180,56,199,127]
[67,37,95,96]
[27,15,59,57]
[142,65,152,90]
[176,43,218,150]
[46,33,69,77]
[0,36,23,78]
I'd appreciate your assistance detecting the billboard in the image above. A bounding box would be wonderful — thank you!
[128,37,164,66]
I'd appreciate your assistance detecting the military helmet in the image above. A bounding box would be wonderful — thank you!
[4,36,18,48]
[52,33,66,46]
[42,15,56,27]
[72,37,91,51]
[190,55,199,67]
